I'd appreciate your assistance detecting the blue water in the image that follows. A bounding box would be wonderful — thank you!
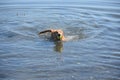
[0,0,120,80]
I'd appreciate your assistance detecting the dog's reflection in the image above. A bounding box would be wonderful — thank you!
[54,41,63,53]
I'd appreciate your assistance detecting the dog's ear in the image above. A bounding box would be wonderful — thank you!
[39,30,52,34]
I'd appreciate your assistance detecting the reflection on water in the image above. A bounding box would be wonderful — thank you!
[54,41,63,53]
[0,0,120,80]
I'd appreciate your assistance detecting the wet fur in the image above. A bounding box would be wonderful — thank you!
[39,29,66,41]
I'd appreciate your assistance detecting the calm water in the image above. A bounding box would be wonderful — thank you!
[0,0,120,80]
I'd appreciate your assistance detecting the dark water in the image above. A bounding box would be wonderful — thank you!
[0,0,120,80]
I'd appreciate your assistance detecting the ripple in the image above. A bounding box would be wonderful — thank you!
[0,0,120,80]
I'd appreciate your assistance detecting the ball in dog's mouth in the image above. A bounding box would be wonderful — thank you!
[57,34,62,40]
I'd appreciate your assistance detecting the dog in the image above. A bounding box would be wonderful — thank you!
[39,29,66,41]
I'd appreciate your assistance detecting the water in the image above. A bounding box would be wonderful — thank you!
[0,0,120,80]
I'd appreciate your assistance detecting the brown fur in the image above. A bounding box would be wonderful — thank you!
[39,29,66,41]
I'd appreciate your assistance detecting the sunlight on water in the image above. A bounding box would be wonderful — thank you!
[0,0,120,80]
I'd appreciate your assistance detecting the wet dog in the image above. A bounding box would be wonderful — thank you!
[39,29,66,41]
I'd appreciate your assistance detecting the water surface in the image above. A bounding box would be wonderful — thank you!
[0,0,120,80]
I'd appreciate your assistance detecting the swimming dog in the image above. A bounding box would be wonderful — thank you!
[39,29,66,41]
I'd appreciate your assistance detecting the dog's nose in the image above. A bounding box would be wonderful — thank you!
[58,34,60,36]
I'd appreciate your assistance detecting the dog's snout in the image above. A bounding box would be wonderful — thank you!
[58,34,60,36]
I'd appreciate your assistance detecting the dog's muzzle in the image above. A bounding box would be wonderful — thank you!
[57,34,62,40]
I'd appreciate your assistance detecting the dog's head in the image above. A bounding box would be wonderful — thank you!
[52,30,63,41]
